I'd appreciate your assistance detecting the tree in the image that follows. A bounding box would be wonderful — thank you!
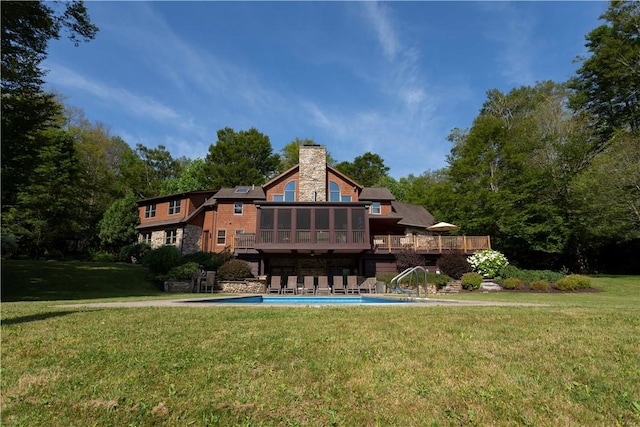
[569,1,640,140]
[118,144,185,198]
[1,1,98,209]
[205,127,280,188]
[98,193,140,252]
[334,152,390,187]
[160,158,211,194]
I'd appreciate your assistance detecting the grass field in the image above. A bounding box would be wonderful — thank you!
[1,261,639,426]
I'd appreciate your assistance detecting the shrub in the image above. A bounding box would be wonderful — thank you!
[530,280,550,292]
[461,272,483,290]
[182,251,230,271]
[90,251,115,262]
[436,252,471,280]
[395,250,425,272]
[501,277,523,290]
[468,249,508,278]
[429,272,452,290]
[218,259,252,281]
[496,265,565,284]
[119,242,151,263]
[555,274,591,291]
[141,245,182,277]
[161,262,201,281]
[571,274,592,289]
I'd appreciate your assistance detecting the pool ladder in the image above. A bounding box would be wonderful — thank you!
[389,266,428,298]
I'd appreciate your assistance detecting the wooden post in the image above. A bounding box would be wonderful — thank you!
[463,236,467,253]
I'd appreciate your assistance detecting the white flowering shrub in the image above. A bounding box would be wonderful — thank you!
[468,249,508,278]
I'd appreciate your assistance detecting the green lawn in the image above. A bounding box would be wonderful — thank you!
[1,261,639,426]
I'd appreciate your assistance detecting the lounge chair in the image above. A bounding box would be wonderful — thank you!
[316,276,331,295]
[266,275,282,294]
[283,276,298,294]
[358,277,376,294]
[332,276,346,294]
[201,271,216,293]
[302,276,315,294]
[346,275,359,294]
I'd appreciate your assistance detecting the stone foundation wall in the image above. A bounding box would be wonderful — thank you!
[164,280,193,293]
[219,278,267,293]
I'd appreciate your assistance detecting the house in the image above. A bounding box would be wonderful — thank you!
[136,145,490,279]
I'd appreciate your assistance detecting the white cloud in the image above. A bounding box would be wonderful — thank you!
[47,64,181,122]
[362,2,400,60]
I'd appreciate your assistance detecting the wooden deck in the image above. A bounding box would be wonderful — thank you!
[233,233,490,254]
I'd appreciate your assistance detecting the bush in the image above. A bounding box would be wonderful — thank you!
[496,265,565,284]
[395,250,425,272]
[161,262,201,281]
[502,277,524,290]
[461,272,483,290]
[468,249,508,278]
[119,242,151,263]
[141,245,182,277]
[181,251,229,271]
[436,252,471,280]
[530,280,550,292]
[90,251,115,262]
[218,259,252,281]
[429,272,452,290]
[554,274,591,291]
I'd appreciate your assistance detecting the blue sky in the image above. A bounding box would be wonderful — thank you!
[44,1,606,179]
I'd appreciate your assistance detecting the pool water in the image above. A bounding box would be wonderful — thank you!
[195,295,413,305]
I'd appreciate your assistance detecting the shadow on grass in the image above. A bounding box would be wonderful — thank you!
[1,310,94,325]
[1,260,165,302]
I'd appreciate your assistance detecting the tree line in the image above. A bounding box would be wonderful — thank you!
[1,1,638,273]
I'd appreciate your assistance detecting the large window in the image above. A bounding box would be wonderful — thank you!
[165,229,177,245]
[329,181,341,202]
[284,181,296,201]
[277,209,292,230]
[168,200,181,215]
[144,204,156,218]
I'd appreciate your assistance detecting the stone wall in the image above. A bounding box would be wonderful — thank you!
[182,224,202,254]
[219,278,267,293]
[299,145,327,202]
[164,280,193,293]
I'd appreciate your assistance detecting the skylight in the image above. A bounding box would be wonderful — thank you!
[235,187,250,194]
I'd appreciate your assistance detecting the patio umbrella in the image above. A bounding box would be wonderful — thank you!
[427,222,459,232]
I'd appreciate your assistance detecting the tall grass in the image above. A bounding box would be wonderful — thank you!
[1,262,639,426]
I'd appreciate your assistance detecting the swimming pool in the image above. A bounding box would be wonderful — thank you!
[193,295,414,305]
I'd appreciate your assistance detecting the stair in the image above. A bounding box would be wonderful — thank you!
[439,281,462,294]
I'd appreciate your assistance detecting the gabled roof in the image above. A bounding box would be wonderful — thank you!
[326,165,363,189]
[360,187,396,201]
[262,164,299,189]
[391,201,435,229]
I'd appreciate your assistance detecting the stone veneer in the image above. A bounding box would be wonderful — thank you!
[298,145,327,202]
[219,278,266,293]
[182,224,202,254]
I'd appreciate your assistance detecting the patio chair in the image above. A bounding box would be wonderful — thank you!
[283,276,298,294]
[201,271,216,293]
[266,275,282,294]
[346,275,359,294]
[358,277,376,294]
[302,276,315,294]
[316,276,331,295]
[332,276,346,294]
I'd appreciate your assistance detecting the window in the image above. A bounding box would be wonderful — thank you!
[329,181,341,202]
[334,209,348,230]
[145,204,156,218]
[284,181,296,201]
[272,180,296,202]
[141,232,152,244]
[296,209,311,229]
[341,195,352,202]
[316,209,329,229]
[235,187,250,194]
[165,229,177,245]
[277,209,292,230]
[260,209,274,229]
[168,200,181,215]
[234,202,243,215]
[352,209,365,230]
[216,229,226,245]
[371,202,381,215]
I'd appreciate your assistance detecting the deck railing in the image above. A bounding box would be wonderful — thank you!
[233,233,490,253]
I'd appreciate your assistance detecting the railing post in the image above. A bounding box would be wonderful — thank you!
[438,235,442,253]
[463,236,467,253]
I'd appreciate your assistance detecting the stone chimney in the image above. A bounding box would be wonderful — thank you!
[298,144,327,202]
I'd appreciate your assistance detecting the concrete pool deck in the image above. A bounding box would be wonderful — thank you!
[59,296,547,308]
